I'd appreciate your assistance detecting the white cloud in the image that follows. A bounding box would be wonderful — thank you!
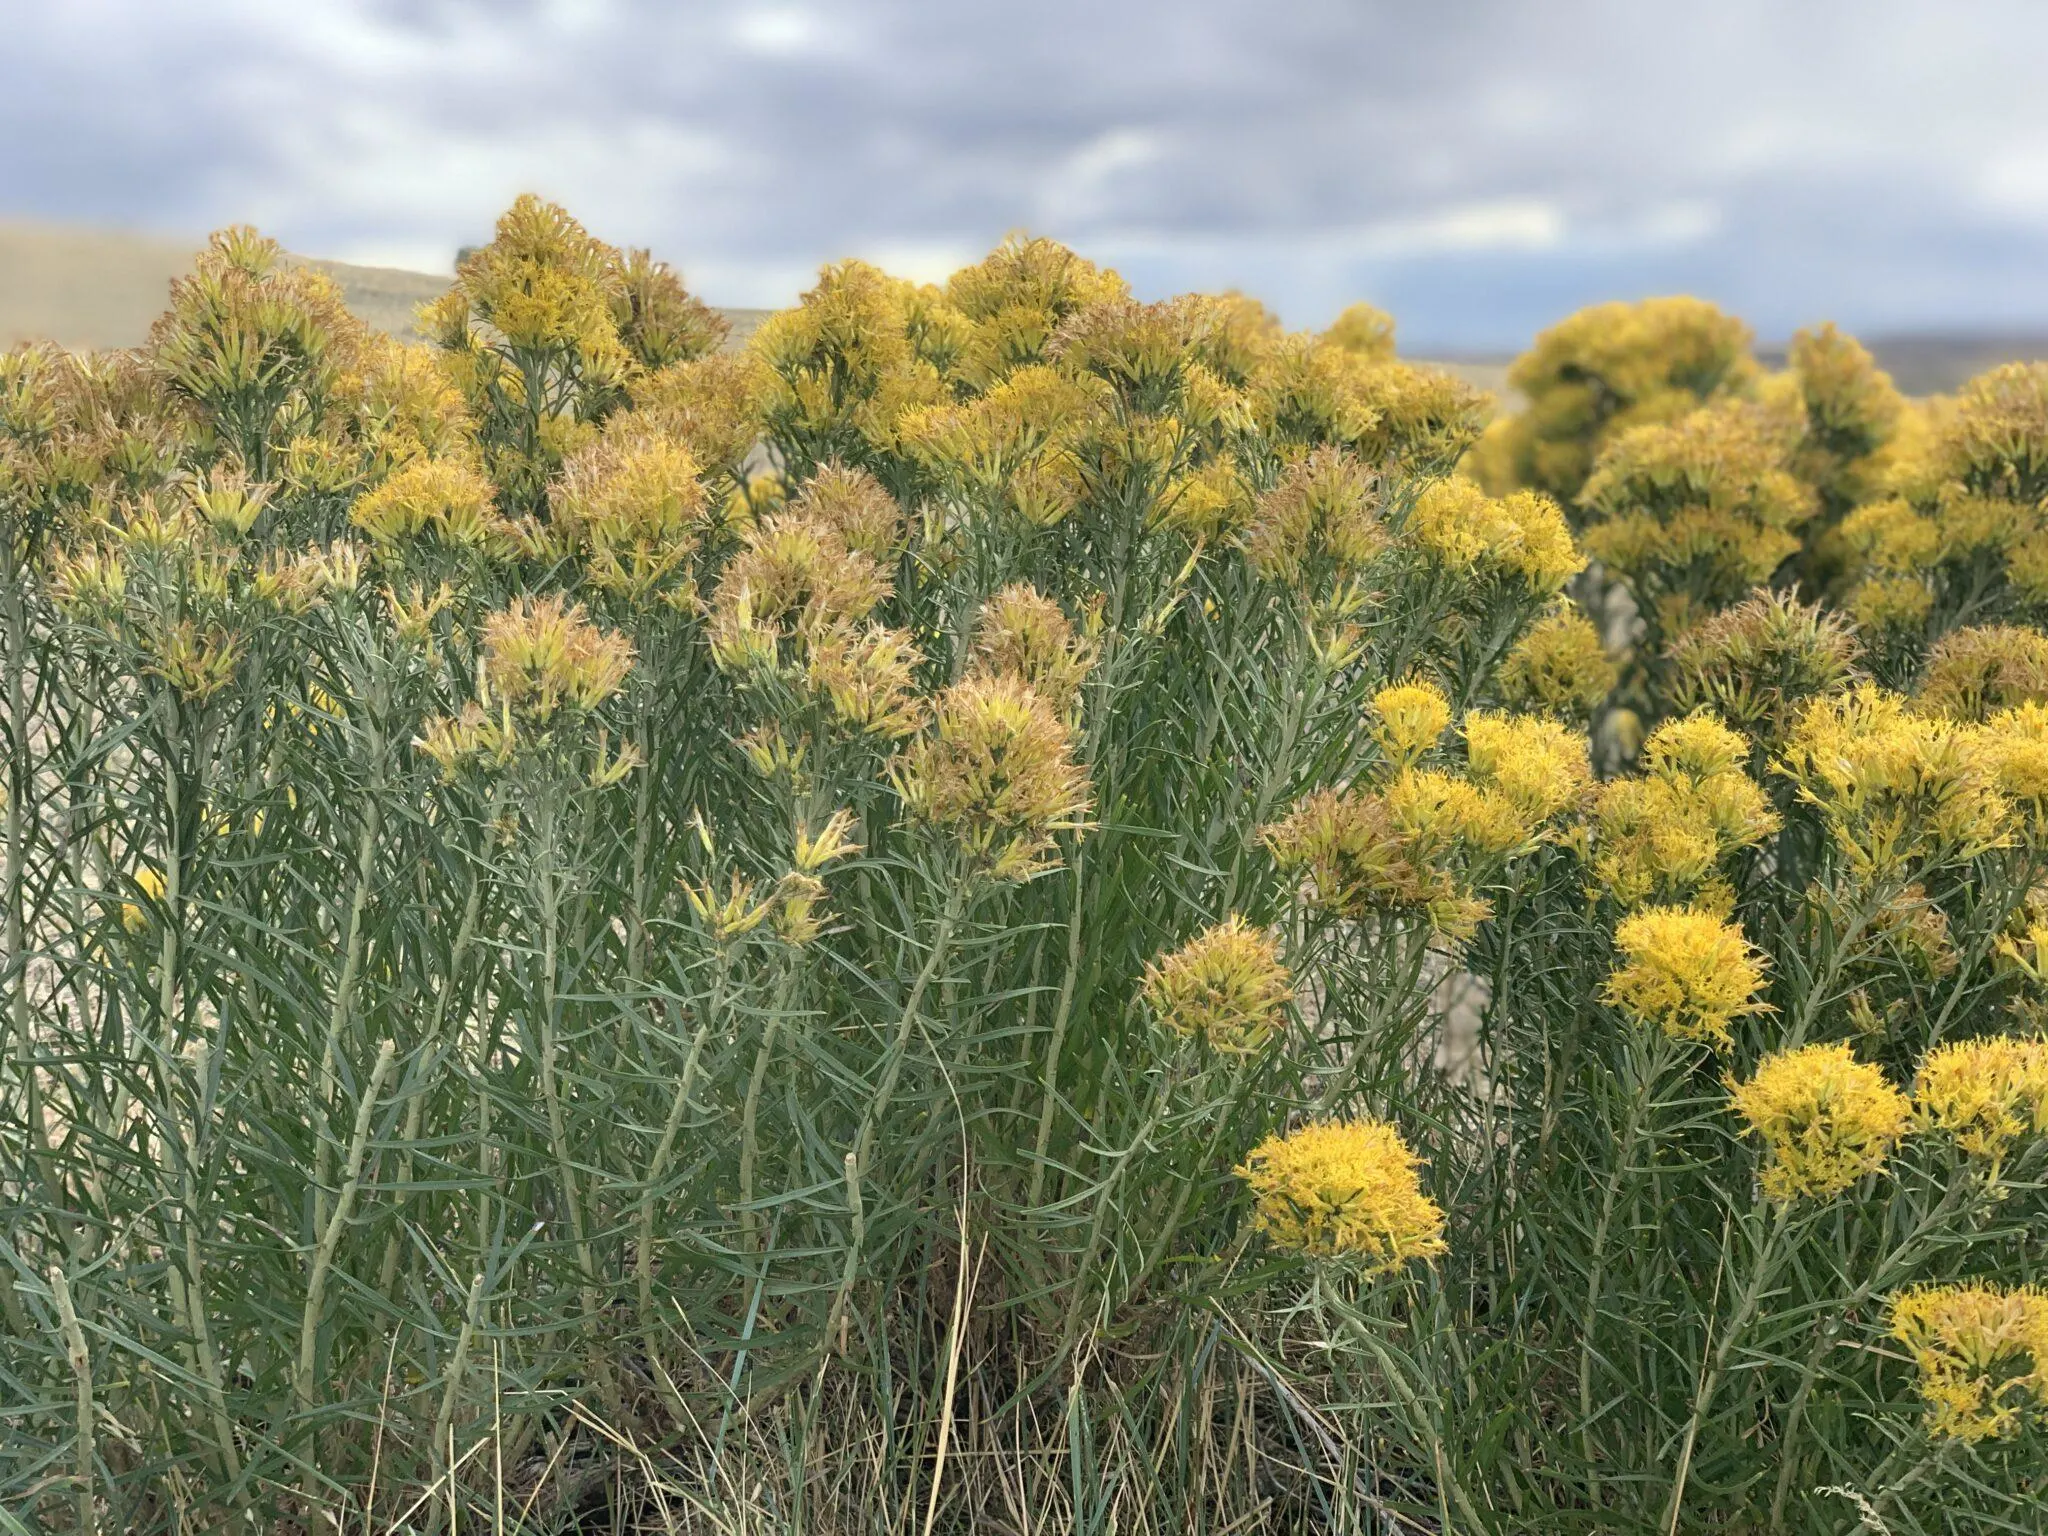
[9,0,2048,344]
[729,5,834,57]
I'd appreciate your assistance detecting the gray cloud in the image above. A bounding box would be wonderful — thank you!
[4,0,2046,349]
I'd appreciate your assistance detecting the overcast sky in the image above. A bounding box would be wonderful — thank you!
[4,1,2046,351]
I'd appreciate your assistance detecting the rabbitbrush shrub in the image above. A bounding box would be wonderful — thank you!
[2,200,2046,1534]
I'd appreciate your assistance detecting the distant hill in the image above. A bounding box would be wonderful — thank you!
[0,220,769,352]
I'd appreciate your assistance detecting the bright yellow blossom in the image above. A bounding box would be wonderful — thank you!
[1912,1035,2048,1164]
[1463,711,1593,829]
[1370,678,1452,770]
[1406,479,1583,593]
[1604,904,1767,1050]
[1143,917,1292,1054]
[1728,1042,1910,1201]
[1385,768,1530,858]
[1237,1119,1447,1270]
[1497,608,1617,721]
[1591,714,1777,906]
[1780,685,2011,875]
[1888,1283,2048,1443]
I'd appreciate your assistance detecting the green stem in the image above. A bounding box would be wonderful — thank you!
[313,797,385,1234]
[295,1041,396,1414]
[1662,1202,1793,1534]
[738,1012,781,1256]
[48,1262,97,1536]
[636,969,722,1330]
[852,884,967,1185]
[1579,1030,1675,1495]
[1026,853,1086,1211]
[378,865,483,1303]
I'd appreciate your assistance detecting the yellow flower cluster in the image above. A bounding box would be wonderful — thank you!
[1384,768,1530,860]
[1728,1042,1910,1200]
[1912,1035,2048,1164]
[549,430,708,599]
[610,246,729,370]
[1405,480,1583,595]
[708,510,893,674]
[1142,917,1292,1054]
[1236,1119,1447,1271]
[480,593,635,721]
[1369,678,1451,770]
[1462,710,1593,830]
[351,457,511,553]
[1780,685,2011,875]
[1833,365,2048,630]
[430,195,629,375]
[612,354,769,496]
[705,471,929,752]
[969,584,1094,713]
[1264,787,1486,940]
[1577,403,1815,641]
[1348,359,1494,479]
[1664,589,1861,746]
[891,675,1091,881]
[150,226,369,466]
[751,259,952,465]
[1467,296,1757,504]
[785,461,906,563]
[898,364,1101,521]
[942,234,1129,388]
[1603,904,1766,1050]
[1320,302,1396,361]
[1888,1283,2048,1443]
[1592,713,1778,906]
[1783,322,1904,517]
[1245,333,1382,453]
[1240,448,1383,585]
[1497,608,1618,722]
[1914,625,2048,723]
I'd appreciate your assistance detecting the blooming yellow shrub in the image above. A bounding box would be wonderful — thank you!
[1912,1035,2048,1164]
[1780,685,2012,874]
[1914,624,2048,722]
[1577,403,1814,644]
[1406,479,1582,595]
[1461,710,1592,829]
[1466,295,1756,504]
[1496,607,1617,721]
[1236,1120,1446,1270]
[1591,714,1777,906]
[1728,1042,1910,1200]
[1369,678,1452,770]
[1143,917,1292,1054]
[1603,904,1766,1049]
[1664,589,1861,746]
[892,675,1090,880]
[1889,1283,2048,1442]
